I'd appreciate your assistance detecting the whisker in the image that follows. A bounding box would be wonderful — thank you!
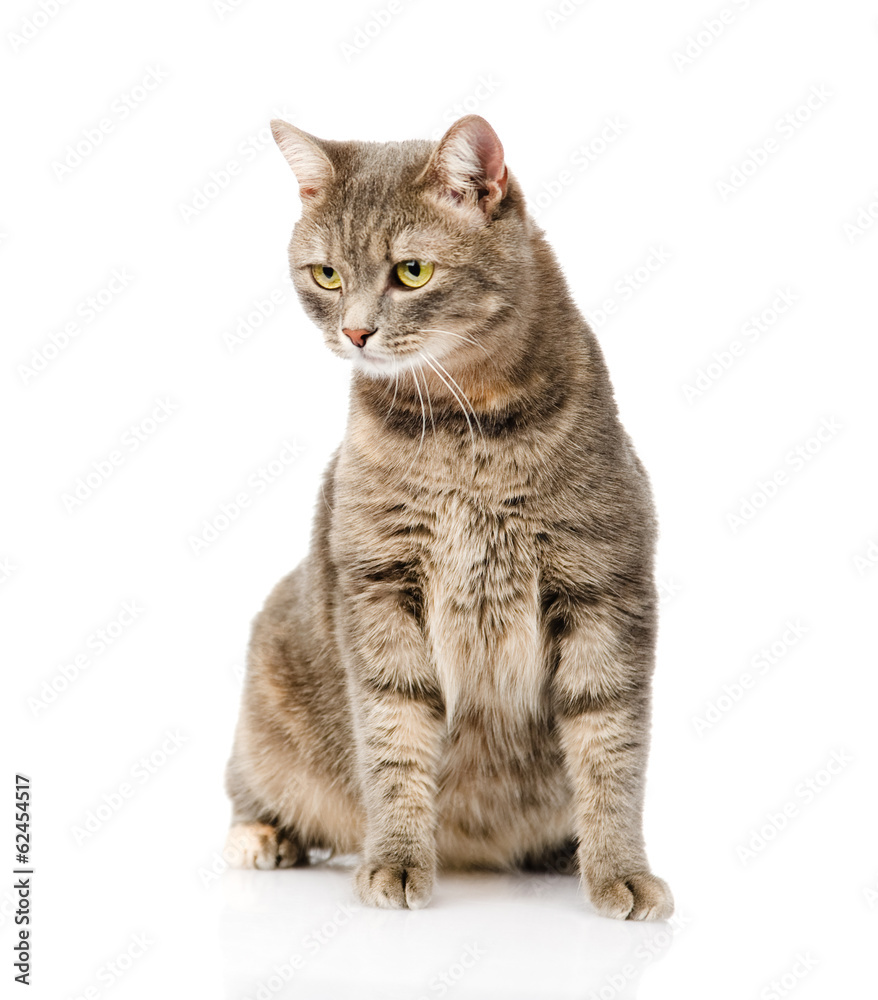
[410,365,427,457]
[320,482,333,514]
[419,328,494,362]
[422,351,482,450]
[383,361,400,425]
[419,360,436,435]
[426,352,484,437]
[422,354,471,444]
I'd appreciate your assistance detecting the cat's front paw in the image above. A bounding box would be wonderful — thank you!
[354,857,434,910]
[585,870,674,921]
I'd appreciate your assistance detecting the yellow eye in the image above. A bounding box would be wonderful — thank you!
[395,260,434,289]
[312,265,341,289]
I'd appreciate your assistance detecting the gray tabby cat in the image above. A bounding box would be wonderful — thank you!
[225,114,674,920]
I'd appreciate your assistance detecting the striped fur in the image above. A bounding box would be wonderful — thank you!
[225,116,673,919]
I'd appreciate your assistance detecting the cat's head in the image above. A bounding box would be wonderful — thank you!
[271,116,528,379]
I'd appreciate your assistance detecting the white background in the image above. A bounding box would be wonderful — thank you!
[3,0,878,997]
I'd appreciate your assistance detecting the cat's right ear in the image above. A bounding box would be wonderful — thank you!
[270,120,334,200]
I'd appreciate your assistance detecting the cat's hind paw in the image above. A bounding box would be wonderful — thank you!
[224,821,303,870]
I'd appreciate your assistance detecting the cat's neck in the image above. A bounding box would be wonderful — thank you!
[346,331,595,471]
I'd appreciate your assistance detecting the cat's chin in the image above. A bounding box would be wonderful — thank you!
[351,361,391,380]
[349,351,422,379]
[349,354,394,379]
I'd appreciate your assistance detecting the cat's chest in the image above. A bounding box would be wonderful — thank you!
[423,493,547,717]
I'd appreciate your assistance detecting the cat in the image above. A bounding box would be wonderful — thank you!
[224,114,674,920]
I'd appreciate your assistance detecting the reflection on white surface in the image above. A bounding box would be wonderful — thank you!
[218,858,675,1000]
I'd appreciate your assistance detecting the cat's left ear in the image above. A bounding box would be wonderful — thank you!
[270,119,334,200]
[422,115,508,218]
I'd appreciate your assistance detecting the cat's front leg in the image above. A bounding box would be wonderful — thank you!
[339,568,445,910]
[551,601,674,921]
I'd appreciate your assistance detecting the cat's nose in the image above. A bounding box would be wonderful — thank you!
[342,328,376,349]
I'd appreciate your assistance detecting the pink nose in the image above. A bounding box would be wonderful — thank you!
[343,328,375,349]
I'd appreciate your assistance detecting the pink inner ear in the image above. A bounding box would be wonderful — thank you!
[435,116,508,212]
[472,126,505,187]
